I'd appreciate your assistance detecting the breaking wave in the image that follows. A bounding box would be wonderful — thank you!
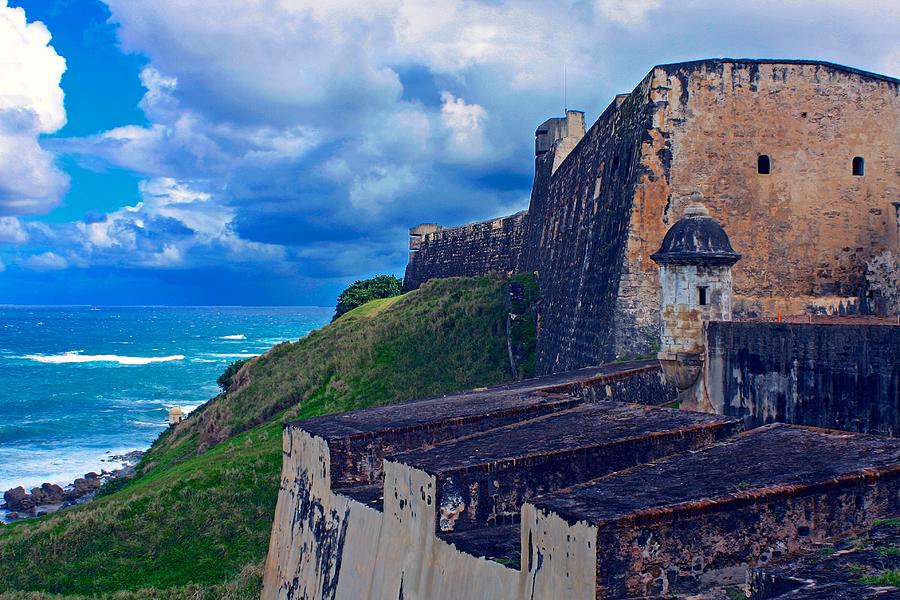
[219,334,246,340]
[131,420,167,428]
[22,351,186,365]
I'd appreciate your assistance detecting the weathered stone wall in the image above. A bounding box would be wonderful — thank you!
[424,411,737,534]
[527,59,900,374]
[539,361,678,405]
[262,426,591,600]
[402,212,528,291]
[527,424,900,599]
[657,61,900,320]
[594,471,899,598]
[658,264,734,356]
[706,321,900,434]
[262,362,687,600]
[403,59,900,376]
[523,83,657,374]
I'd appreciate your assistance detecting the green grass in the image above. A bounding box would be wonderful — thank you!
[873,518,900,528]
[860,569,900,586]
[724,588,747,600]
[0,562,263,599]
[0,276,517,598]
[506,273,539,378]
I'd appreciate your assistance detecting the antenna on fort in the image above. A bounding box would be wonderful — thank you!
[564,64,568,112]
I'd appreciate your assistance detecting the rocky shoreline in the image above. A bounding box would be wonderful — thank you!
[0,450,145,523]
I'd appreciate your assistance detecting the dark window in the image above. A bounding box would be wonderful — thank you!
[852,156,865,176]
[698,286,708,306]
[757,155,771,175]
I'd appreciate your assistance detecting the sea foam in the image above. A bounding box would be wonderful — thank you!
[219,334,246,340]
[22,351,185,365]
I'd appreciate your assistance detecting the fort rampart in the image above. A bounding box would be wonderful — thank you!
[404,59,900,375]
[706,320,900,435]
[402,212,528,291]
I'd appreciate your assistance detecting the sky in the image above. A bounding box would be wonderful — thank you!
[0,0,898,306]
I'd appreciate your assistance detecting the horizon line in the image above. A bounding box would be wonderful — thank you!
[0,304,333,309]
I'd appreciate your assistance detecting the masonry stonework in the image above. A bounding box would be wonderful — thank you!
[404,59,900,376]
[402,212,528,292]
[706,320,900,435]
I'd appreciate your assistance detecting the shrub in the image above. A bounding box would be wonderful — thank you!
[333,275,402,321]
[217,359,249,393]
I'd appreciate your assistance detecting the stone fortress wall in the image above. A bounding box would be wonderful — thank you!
[403,59,900,376]
[264,59,900,600]
[262,354,900,600]
[402,212,528,291]
[706,320,900,435]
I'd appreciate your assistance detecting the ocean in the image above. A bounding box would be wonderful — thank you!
[0,306,331,494]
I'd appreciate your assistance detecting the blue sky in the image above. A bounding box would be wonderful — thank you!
[0,0,898,306]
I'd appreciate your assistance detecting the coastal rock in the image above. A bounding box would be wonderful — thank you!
[31,483,65,504]
[109,450,145,465]
[3,487,35,512]
[72,477,102,497]
[4,449,145,519]
[30,486,46,504]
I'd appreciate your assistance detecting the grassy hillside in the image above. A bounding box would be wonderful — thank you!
[0,276,521,598]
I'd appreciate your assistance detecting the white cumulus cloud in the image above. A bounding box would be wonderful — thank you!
[0,216,28,244]
[23,251,67,271]
[0,1,68,215]
[26,0,900,288]
[440,91,490,162]
[595,0,663,26]
[73,176,283,269]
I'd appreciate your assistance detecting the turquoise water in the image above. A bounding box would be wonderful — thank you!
[0,306,331,492]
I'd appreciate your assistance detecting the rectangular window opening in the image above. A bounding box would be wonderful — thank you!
[698,286,708,306]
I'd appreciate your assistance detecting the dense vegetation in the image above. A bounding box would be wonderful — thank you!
[332,274,403,321]
[0,276,519,599]
[216,358,250,392]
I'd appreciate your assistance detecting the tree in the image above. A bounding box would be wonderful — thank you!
[217,359,249,393]
[333,275,403,321]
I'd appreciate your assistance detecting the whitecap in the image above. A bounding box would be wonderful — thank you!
[0,445,142,492]
[22,351,185,365]
[206,353,259,359]
[131,420,167,428]
[219,334,247,340]
[191,358,218,363]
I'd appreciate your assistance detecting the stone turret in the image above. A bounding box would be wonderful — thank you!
[651,195,741,409]
[408,223,442,259]
[534,110,585,173]
[168,406,185,425]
